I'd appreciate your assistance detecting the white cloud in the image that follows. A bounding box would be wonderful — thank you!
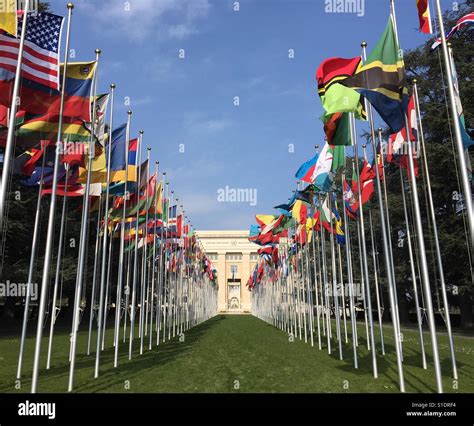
[78,0,211,42]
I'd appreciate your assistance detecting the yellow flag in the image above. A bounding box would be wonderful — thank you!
[0,1,17,36]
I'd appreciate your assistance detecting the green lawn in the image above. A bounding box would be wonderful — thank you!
[0,314,473,393]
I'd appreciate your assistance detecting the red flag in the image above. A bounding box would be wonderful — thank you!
[416,0,432,34]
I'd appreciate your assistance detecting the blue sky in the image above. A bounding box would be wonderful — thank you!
[47,0,457,230]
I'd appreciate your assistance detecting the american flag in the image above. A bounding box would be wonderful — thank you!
[0,12,64,89]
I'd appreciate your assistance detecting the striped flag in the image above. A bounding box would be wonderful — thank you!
[431,12,474,50]
[0,12,64,89]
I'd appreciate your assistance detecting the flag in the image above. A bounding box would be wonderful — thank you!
[0,12,64,89]
[255,214,278,227]
[311,143,345,191]
[431,12,474,50]
[343,178,358,219]
[0,60,96,121]
[295,153,318,183]
[91,93,109,144]
[342,17,407,133]
[109,137,139,183]
[316,56,361,98]
[416,0,432,34]
[291,200,308,225]
[323,112,351,146]
[16,113,90,146]
[388,94,419,178]
[0,2,16,36]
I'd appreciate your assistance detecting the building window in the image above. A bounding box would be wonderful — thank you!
[225,253,242,261]
[207,253,218,261]
[250,253,258,261]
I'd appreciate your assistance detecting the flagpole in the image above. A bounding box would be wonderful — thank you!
[328,193,343,360]
[17,143,47,379]
[368,208,385,356]
[30,3,74,394]
[92,83,115,376]
[412,80,456,378]
[350,112,378,377]
[310,190,321,348]
[139,147,151,354]
[162,181,170,343]
[157,173,166,345]
[319,195,331,353]
[46,164,70,369]
[113,110,132,366]
[434,0,474,249]
[129,130,143,359]
[86,192,102,356]
[149,161,159,350]
[68,47,101,392]
[399,167,427,369]
[0,0,30,233]
[391,0,443,393]
[341,171,358,368]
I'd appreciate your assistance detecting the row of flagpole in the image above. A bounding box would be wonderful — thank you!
[250,0,471,394]
[0,2,219,392]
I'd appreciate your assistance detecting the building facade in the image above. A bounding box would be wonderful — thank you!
[195,230,258,313]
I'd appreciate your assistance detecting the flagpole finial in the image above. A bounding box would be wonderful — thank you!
[166,182,169,186]
[67,3,74,10]
[315,144,319,150]
[361,41,367,48]
[139,130,144,135]
[362,144,366,149]
[95,48,101,56]
[127,110,132,116]
[110,83,116,89]
[378,127,382,132]
[412,78,417,84]
[156,160,159,165]
[147,146,151,151]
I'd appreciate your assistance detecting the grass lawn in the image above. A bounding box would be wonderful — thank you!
[0,314,473,393]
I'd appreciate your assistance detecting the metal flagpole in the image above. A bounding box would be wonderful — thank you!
[139,147,151,354]
[362,40,403,368]
[102,221,114,350]
[350,112,377,377]
[30,3,73,394]
[46,165,70,369]
[162,181,170,343]
[157,174,166,345]
[391,0,442,393]
[129,130,143,359]
[0,0,30,232]
[149,161,159,350]
[319,196,331,353]
[87,192,103,356]
[68,47,101,392]
[400,167,427,369]
[413,79,456,377]
[328,193,343,360]
[113,110,132,366]
[377,128,403,356]
[368,208,386,356]
[94,83,115,376]
[434,0,473,249]
[17,143,47,379]
[341,171,358,368]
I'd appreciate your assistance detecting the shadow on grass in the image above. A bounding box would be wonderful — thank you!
[0,316,227,393]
